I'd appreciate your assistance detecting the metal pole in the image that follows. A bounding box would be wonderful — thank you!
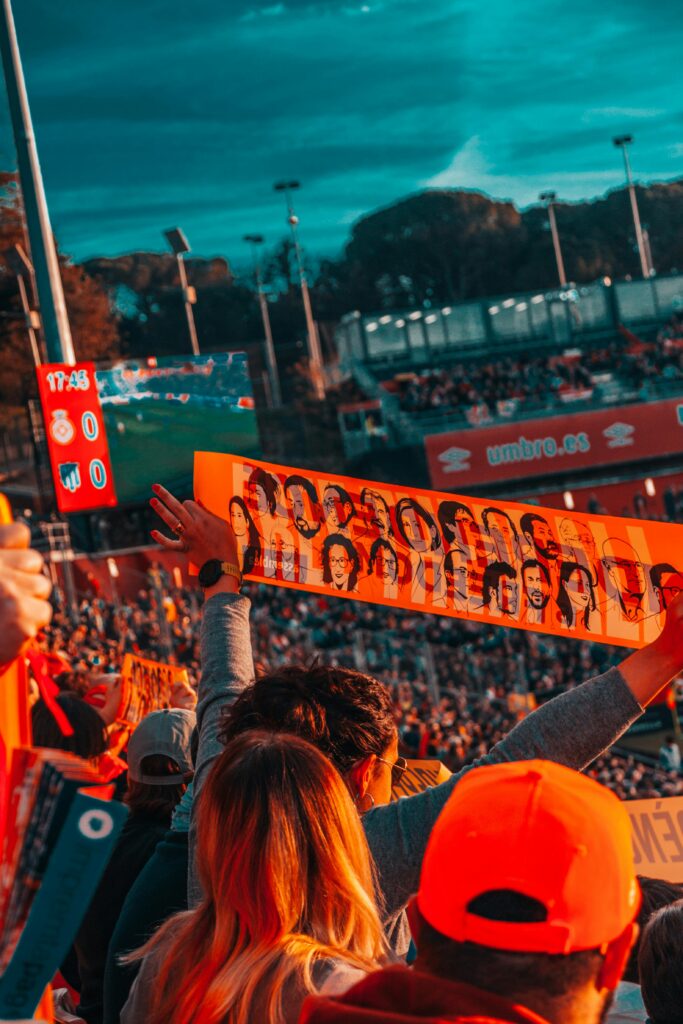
[0,0,75,364]
[253,255,281,407]
[281,188,325,400]
[620,145,651,279]
[15,273,41,367]
[546,203,567,287]
[175,254,200,356]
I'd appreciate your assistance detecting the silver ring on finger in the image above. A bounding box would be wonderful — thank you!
[173,520,185,535]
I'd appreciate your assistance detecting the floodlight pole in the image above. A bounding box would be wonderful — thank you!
[164,227,200,356]
[0,0,75,364]
[613,135,652,279]
[273,181,325,400]
[539,191,567,288]
[175,255,200,356]
[244,234,281,407]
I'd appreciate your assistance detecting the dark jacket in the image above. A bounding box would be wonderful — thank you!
[73,809,169,1024]
[299,966,553,1024]
[102,829,189,1024]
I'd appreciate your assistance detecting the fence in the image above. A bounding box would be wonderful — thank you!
[335,273,683,368]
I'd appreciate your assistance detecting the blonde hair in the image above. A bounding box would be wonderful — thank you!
[131,731,386,1024]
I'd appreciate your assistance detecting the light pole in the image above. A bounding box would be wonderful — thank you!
[243,233,282,407]
[539,191,567,288]
[273,180,325,400]
[613,135,653,278]
[5,243,42,367]
[0,0,75,364]
[164,227,200,356]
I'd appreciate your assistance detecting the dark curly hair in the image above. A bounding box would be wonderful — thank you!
[218,662,396,775]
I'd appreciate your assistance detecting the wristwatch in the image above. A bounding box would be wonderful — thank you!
[198,559,242,589]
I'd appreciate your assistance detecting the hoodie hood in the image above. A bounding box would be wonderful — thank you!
[300,966,553,1024]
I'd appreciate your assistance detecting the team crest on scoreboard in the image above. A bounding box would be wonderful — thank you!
[49,410,76,446]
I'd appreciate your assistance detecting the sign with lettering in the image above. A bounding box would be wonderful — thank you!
[391,759,451,801]
[627,796,683,882]
[119,654,188,726]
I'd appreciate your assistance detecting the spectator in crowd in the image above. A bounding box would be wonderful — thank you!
[658,734,681,772]
[150,481,683,967]
[121,732,387,1024]
[72,708,195,1024]
[608,877,683,1024]
[32,691,108,760]
[638,899,683,1024]
[300,760,640,1024]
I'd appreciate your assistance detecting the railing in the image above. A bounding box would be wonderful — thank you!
[386,376,683,442]
[335,273,683,368]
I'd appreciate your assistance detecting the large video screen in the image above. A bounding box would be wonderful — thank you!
[95,352,259,505]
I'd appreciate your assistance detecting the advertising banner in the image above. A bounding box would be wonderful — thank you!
[36,363,117,513]
[425,397,683,489]
[118,654,188,725]
[194,452,683,650]
[626,796,683,883]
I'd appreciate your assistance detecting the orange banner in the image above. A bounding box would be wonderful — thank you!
[194,452,683,650]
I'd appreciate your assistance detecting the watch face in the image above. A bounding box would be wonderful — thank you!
[198,559,222,588]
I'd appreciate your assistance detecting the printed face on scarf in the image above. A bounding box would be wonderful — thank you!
[286,484,318,537]
[363,491,391,537]
[376,546,398,583]
[328,543,352,588]
[602,538,646,610]
[400,507,433,553]
[444,547,470,601]
[497,574,519,617]
[323,487,351,530]
[657,571,683,611]
[528,516,560,561]
[565,566,592,613]
[559,518,597,567]
[486,511,517,563]
[247,482,268,517]
[523,565,550,609]
[230,502,248,539]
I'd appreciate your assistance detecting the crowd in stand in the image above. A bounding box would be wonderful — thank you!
[4,491,683,1024]
[37,559,683,803]
[393,313,683,416]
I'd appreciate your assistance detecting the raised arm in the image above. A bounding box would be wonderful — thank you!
[150,484,254,903]
[366,591,683,920]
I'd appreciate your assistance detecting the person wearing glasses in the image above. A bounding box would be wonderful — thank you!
[600,537,650,643]
[150,482,683,965]
[364,537,402,601]
[321,534,361,592]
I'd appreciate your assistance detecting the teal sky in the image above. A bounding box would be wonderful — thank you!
[1,0,681,263]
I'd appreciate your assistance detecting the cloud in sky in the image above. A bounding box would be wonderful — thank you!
[0,0,680,261]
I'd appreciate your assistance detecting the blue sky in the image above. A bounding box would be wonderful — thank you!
[1,0,681,263]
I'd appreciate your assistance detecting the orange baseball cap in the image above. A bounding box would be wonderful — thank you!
[417,760,640,955]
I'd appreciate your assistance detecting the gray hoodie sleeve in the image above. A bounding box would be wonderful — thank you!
[189,593,646,925]
[364,667,643,919]
[188,591,254,904]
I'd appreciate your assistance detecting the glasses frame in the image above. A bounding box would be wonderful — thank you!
[378,754,408,788]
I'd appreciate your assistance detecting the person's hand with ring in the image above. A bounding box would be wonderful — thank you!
[149,483,239,583]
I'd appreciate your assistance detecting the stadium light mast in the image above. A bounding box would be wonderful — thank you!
[5,244,42,368]
[273,180,325,400]
[0,0,75,364]
[164,227,200,356]
[539,191,567,288]
[243,234,282,408]
[612,135,653,279]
